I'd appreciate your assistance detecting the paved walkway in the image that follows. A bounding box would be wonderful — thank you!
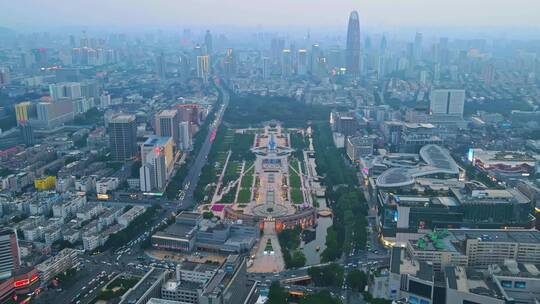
[249,221,285,273]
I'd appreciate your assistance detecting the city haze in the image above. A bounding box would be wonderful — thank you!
[1,0,540,30]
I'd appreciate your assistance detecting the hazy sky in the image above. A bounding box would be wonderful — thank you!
[1,0,540,30]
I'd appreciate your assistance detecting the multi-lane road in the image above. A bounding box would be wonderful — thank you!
[178,80,229,210]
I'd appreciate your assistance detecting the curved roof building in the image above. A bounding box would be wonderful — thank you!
[376,145,459,188]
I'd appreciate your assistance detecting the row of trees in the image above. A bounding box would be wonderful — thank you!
[307,263,344,288]
[224,94,329,128]
[322,189,369,261]
[290,131,309,160]
[311,123,369,261]
[307,264,368,292]
[278,226,306,269]
[312,123,357,187]
[102,205,160,250]
[267,281,342,304]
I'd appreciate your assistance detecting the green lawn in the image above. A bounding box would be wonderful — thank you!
[290,188,304,204]
[223,161,241,185]
[289,171,301,188]
[220,184,238,204]
[237,189,251,204]
[241,170,253,188]
[265,239,273,251]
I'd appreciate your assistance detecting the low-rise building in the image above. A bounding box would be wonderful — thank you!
[75,176,96,193]
[380,246,540,304]
[406,229,540,270]
[117,205,146,227]
[96,177,119,194]
[151,212,259,254]
[76,204,104,221]
[35,248,81,282]
[470,149,540,181]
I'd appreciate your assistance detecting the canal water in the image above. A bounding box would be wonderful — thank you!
[301,197,332,265]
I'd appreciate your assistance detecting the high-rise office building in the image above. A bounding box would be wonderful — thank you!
[0,67,10,85]
[155,109,180,148]
[108,114,137,161]
[49,82,82,100]
[155,52,166,79]
[262,57,270,79]
[0,229,20,280]
[346,11,361,76]
[80,80,101,98]
[429,89,466,117]
[223,48,236,79]
[297,49,308,76]
[310,44,321,74]
[36,100,75,128]
[197,55,209,83]
[140,149,167,192]
[380,35,387,52]
[141,136,174,171]
[281,49,292,78]
[204,30,213,55]
[178,121,192,151]
[15,101,32,125]
[19,122,35,146]
[140,136,174,192]
[271,38,285,65]
[414,32,423,62]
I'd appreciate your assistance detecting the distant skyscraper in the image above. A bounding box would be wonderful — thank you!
[0,67,10,85]
[281,49,292,78]
[438,37,449,65]
[271,38,285,65]
[414,32,423,62]
[224,48,236,79]
[193,44,203,57]
[262,57,270,79]
[433,64,441,82]
[419,70,429,85]
[377,55,386,80]
[179,53,190,80]
[69,35,76,47]
[204,30,213,55]
[310,44,321,74]
[364,36,372,51]
[155,52,166,79]
[482,63,495,85]
[346,11,361,76]
[429,89,465,117]
[380,35,387,52]
[297,49,308,76]
[197,55,209,83]
[109,114,137,161]
[155,109,180,148]
[0,228,20,280]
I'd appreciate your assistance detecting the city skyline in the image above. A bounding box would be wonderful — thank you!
[1,2,540,304]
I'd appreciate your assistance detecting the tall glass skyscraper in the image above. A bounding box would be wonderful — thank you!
[346,11,361,76]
